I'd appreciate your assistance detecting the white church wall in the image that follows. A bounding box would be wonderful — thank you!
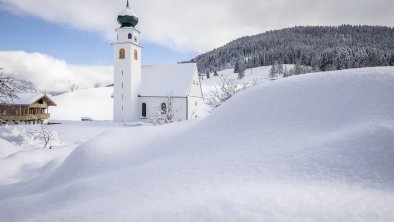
[139,97,188,122]
[187,97,204,119]
[188,65,204,98]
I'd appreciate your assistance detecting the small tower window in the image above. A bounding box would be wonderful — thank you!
[142,103,147,117]
[119,48,125,59]
[161,103,167,113]
[134,49,138,60]
[128,33,132,39]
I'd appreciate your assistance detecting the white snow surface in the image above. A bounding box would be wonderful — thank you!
[0,138,20,158]
[0,67,394,221]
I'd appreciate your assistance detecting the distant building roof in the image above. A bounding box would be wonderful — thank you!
[2,93,56,106]
[140,63,197,97]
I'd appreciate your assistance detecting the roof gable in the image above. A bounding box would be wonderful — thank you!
[140,63,197,97]
[1,93,57,106]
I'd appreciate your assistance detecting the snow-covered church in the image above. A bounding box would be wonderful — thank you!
[112,1,203,123]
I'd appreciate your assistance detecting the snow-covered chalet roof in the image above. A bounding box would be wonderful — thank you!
[2,93,56,106]
[140,63,198,97]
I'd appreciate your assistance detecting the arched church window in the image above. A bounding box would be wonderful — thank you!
[161,103,167,113]
[119,48,125,59]
[134,49,138,60]
[142,103,147,117]
[128,33,132,39]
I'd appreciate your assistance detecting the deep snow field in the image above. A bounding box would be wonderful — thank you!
[0,66,394,221]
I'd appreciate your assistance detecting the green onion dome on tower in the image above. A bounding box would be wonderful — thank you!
[117,0,138,28]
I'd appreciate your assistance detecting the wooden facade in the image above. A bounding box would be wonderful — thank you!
[0,94,56,124]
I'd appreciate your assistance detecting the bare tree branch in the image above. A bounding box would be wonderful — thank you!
[0,67,22,103]
[206,76,243,109]
[150,95,181,125]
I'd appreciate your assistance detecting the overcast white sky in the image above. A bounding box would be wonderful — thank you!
[2,0,393,52]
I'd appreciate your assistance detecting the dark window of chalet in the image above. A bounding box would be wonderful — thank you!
[38,99,44,104]
[142,103,147,117]
[128,33,132,39]
[161,103,166,113]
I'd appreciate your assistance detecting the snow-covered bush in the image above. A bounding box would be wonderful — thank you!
[28,124,59,149]
[0,124,61,149]
[205,76,244,109]
[149,96,180,125]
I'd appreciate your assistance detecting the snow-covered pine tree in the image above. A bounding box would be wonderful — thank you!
[294,60,303,75]
[238,63,246,79]
[311,53,320,72]
[270,61,278,79]
[233,62,240,73]
[278,60,284,75]
[283,65,290,77]
[186,25,393,74]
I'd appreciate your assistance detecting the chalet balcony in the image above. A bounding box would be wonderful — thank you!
[1,114,50,122]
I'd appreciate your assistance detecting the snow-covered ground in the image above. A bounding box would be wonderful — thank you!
[0,67,394,221]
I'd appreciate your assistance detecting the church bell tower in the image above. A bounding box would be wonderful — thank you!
[113,0,142,122]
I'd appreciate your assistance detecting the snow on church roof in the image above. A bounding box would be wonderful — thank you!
[140,63,197,97]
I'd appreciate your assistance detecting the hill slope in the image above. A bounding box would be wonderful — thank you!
[0,67,393,221]
[189,25,394,73]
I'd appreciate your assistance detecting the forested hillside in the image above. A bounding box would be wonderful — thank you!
[186,25,394,73]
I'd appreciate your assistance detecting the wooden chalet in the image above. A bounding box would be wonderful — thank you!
[0,93,56,124]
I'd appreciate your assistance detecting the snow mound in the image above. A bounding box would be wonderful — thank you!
[1,67,394,221]
[0,138,20,159]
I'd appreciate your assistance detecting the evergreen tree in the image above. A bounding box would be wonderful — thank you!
[325,64,337,71]
[234,62,240,73]
[278,60,284,75]
[270,61,278,79]
[311,53,320,72]
[294,60,303,75]
[238,63,246,79]
[185,25,394,74]
[390,53,394,66]
[283,65,290,77]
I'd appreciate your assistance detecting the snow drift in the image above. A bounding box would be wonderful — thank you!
[1,67,394,221]
[0,138,20,159]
